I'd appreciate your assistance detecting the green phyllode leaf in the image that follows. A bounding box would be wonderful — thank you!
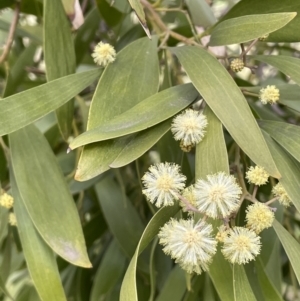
[252,55,300,86]
[0,69,102,137]
[221,0,300,42]
[69,83,198,148]
[44,0,76,139]
[171,46,280,179]
[11,173,68,301]
[75,37,160,181]
[120,205,180,301]
[233,265,257,301]
[259,120,300,163]
[10,124,91,267]
[273,219,300,284]
[210,13,296,46]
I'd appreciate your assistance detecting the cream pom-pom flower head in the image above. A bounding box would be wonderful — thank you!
[272,182,291,207]
[259,85,280,105]
[171,109,208,151]
[158,218,217,274]
[221,227,261,265]
[194,172,242,219]
[0,191,14,209]
[142,162,186,207]
[246,165,269,186]
[245,202,274,234]
[92,41,116,67]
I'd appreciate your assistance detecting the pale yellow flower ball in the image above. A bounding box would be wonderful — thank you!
[259,85,280,105]
[246,166,269,186]
[0,192,14,209]
[272,182,291,207]
[91,42,116,67]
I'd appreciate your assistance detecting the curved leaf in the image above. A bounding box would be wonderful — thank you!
[262,131,300,213]
[172,46,280,178]
[273,219,300,284]
[11,173,67,301]
[0,69,102,137]
[69,84,198,149]
[252,55,300,86]
[120,204,180,301]
[259,120,300,163]
[186,0,216,27]
[233,265,256,301]
[220,0,300,42]
[210,13,296,46]
[10,125,91,267]
[75,37,159,181]
[110,120,170,168]
[44,0,76,139]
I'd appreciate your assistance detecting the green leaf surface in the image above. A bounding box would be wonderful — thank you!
[252,55,300,86]
[273,219,300,284]
[155,265,186,301]
[11,173,67,301]
[95,176,144,258]
[262,131,300,213]
[44,0,76,139]
[75,37,159,181]
[233,265,256,301]
[259,120,300,163]
[70,84,198,148]
[10,125,90,267]
[0,69,101,136]
[220,0,300,42]
[185,0,216,27]
[90,239,126,301]
[120,205,180,301]
[255,258,283,301]
[109,120,170,168]
[96,0,123,27]
[196,106,229,178]
[210,13,296,46]
[172,46,280,178]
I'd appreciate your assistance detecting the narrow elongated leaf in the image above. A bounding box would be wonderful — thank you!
[273,219,300,283]
[155,266,186,301]
[172,46,280,178]
[95,176,144,258]
[110,120,170,168]
[0,69,101,136]
[262,131,300,213]
[11,173,67,301]
[210,13,296,46]
[186,0,216,27]
[90,240,126,301]
[220,0,300,42]
[255,258,283,301]
[196,106,229,178]
[10,125,91,267]
[259,120,300,163]
[120,205,180,301]
[70,84,198,148]
[76,37,159,181]
[44,0,76,139]
[233,265,256,301]
[253,55,300,86]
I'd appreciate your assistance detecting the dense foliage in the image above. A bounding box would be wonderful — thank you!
[1,0,300,300]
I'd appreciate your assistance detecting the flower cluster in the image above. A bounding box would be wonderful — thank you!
[230,58,244,73]
[92,42,116,67]
[0,191,14,209]
[259,85,280,105]
[246,165,269,186]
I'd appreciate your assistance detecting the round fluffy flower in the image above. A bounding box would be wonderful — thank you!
[259,85,280,105]
[171,109,208,149]
[272,182,291,207]
[180,185,197,214]
[0,192,14,209]
[246,166,269,186]
[230,58,244,73]
[221,227,261,264]
[8,213,17,226]
[245,202,274,234]
[216,225,230,242]
[91,42,116,67]
[194,172,242,219]
[158,218,217,274]
[142,162,186,207]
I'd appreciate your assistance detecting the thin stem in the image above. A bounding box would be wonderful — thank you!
[239,39,258,58]
[234,145,247,194]
[252,185,258,199]
[135,159,143,192]
[177,193,201,214]
[0,137,10,162]
[0,2,21,65]
[244,195,257,203]
[265,197,279,206]
[242,91,259,98]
